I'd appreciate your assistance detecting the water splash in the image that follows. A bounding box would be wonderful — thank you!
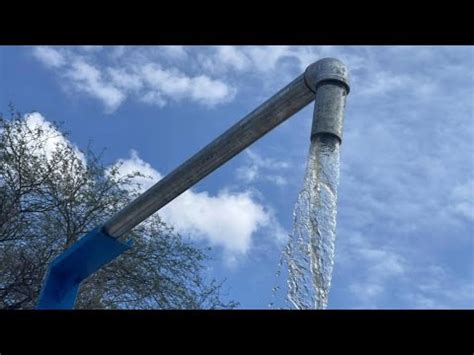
[270,134,340,309]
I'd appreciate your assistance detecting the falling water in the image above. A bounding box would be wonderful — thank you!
[270,134,341,309]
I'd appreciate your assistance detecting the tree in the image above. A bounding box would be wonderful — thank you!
[0,109,237,309]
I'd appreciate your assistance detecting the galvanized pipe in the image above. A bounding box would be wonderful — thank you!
[104,58,350,238]
[306,57,350,142]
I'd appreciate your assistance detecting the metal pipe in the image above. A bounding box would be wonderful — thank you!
[104,75,314,237]
[306,58,350,143]
[104,58,350,238]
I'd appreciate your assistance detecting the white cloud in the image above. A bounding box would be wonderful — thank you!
[216,46,252,71]
[236,149,290,186]
[21,112,85,164]
[107,68,144,92]
[32,45,375,113]
[112,149,162,191]
[111,150,275,258]
[244,46,293,72]
[198,46,294,75]
[198,46,253,74]
[32,46,237,112]
[32,46,65,68]
[237,164,258,183]
[160,189,269,255]
[32,45,378,114]
[34,45,419,114]
[64,59,126,113]
[140,63,235,107]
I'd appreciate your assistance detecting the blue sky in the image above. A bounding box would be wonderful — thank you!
[1,45,473,308]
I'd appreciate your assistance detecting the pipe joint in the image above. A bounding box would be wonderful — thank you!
[304,57,350,94]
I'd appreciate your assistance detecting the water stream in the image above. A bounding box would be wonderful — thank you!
[270,134,341,309]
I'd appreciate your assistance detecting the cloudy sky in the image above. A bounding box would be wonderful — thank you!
[1,45,473,308]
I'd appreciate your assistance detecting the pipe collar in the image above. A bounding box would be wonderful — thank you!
[304,57,350,94]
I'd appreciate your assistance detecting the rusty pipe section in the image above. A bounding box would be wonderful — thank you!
[104,58,350,238]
